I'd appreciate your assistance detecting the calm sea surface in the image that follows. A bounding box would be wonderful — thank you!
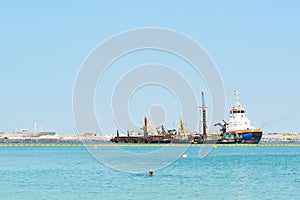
[1,145,299,200]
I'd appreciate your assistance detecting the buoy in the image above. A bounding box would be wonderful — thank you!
[182,154,187,159]
[149,170,153,177]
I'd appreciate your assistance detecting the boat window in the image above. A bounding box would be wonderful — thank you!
[233,110,245,113]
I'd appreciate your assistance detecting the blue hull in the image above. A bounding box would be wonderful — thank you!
[241,132,263,144]
[217,131,263,144]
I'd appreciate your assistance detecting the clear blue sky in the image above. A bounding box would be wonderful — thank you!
[0,1,299,133]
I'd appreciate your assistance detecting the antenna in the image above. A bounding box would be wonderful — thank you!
[234,90,242,107]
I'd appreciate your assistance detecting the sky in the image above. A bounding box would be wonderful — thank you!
[0,1,299,134]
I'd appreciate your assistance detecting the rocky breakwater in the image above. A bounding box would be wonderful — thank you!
[261,132,300,143]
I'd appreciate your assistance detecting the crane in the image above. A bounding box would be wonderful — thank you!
[198,92,207,138]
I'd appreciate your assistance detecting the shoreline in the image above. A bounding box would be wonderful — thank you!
[0,132,299,144]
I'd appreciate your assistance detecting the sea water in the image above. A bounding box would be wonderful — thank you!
[0,145,299,200]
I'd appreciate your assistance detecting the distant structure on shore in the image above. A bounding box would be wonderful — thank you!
[2,121,55,137]
[0,121,112,143]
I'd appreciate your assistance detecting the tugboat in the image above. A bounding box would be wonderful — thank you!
[215,90,263,144]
